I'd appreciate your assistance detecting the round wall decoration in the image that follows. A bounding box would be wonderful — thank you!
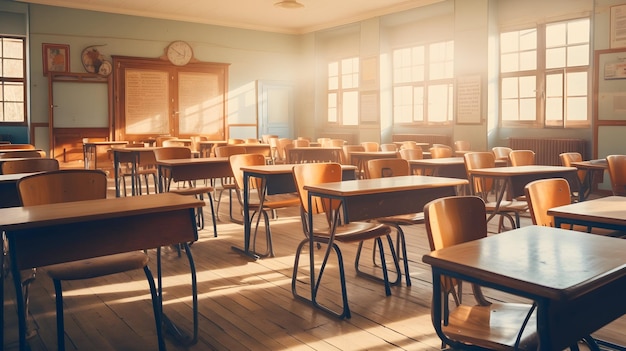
[81,45,112,76]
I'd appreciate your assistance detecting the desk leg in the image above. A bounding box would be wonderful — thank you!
[114,152,121,197]
[156,242,198,347]
[231,171,260,260]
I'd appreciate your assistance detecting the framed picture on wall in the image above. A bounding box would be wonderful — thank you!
[42,43,70,76]
[611,4,626,48]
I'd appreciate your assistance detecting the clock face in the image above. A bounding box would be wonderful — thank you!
[167,41,193,66]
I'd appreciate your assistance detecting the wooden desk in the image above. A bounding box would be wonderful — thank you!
[83,141,128,170]
[0,148,44,154]
[571,159,608,201]
[348,151,399,178]
[301,175,468,316]
[0,193,204,351]
[155,157,232,192]
[422,225,626,350]
[549,195,626,232]
[198,140,228,157]
[0,172,38,208]
[287,147,342,164]
[110,147,160,197]
[233,164,357,260]
[467,165,576,223]
[409,157,506,179]
[243,144,272,158]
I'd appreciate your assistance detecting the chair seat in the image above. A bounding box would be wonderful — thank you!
[46,251,149,281]
[443,302,538,351]
[484,200,528,212]
[248,193,300,209]
[170,186,214,196]
[313,221,391,243]
[376,212,424,225]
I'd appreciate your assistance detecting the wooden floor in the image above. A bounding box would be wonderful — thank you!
[4,178,626,350]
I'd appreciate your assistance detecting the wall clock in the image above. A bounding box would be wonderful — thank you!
[166,41,193,66]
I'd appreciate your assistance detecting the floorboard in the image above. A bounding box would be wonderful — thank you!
[3,178,626,350]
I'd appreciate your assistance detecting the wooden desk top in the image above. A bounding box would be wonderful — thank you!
[0,193,204,231]
[409,157,507,166]
[241,164,357,175]
[83,141,128,146]
[110,146,160,152]
[468,165,575,176]
[304,175,467,197]
[349,151,399,157]
[156,157,228,166]
[423,225,626,301]
[0,148,44,153]
[571,159,608,170]
[0,172,39,182]
[548,196,626,227]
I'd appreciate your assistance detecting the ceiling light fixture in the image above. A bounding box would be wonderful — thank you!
[274,0,304,9]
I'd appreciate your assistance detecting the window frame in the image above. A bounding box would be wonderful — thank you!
[391,40,455,126]
[326,56,360,126]
[499,17,591,128]
[0,35,27,126]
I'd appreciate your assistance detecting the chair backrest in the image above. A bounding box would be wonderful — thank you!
[492,146,513,161]
[559,151,585,183]
[276,138,293,161]
[463,152,496,194]
[329,139,346,148]
[360,142,379,152]
[508,149,535,166]
[155,136,177,147]
[245,138,260,144]
[0,150,44,159]
[153,146,192,161]
[317,137,331,146]
[0,144,35,150]
[229,153,266,191]
[214,145,247,158]
[17,169,107,206]
[380,143,397,152]
[367,158,409,179]
[429,146,453,159]
[293,139,310,147]
[161,139,186,147]
[524,178,571,227]
[342,145,365,164]
[399,148,423,161]
[424,196,487,252]
[1,158,59,174]
[607,154,626,196]
[261,134,278,144]
[189,135,207,152]
[292,162,343,215]
[454,140,470,151]
[400,141,420,150]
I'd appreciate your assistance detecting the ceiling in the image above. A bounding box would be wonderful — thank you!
[17,0,443,34]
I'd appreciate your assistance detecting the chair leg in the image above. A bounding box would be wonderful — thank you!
[252,209,273,257]
[53,279,65,351]
[372,225,411,286]
[142,266,166,351]
[355,235,401,291]
[205,191,218,237]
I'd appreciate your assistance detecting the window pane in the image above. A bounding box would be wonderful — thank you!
[519,76,536,98]
[501,53,519,73]
[519,98,536,120]
[546,47,565,69]
[394,86,412,123]
[501,77,519,99]
[567,96,587,120]
[328,62,338,76]
[342,91,358,125]
[501,99,519,120]
[546,97,563,121]
[428,84,449,122]
[546,73,563,96]
[328,76,338,90]
[567,71,587,96]
[3,82,23,101]
[519,50,537,71]
[500,32,519,53]
[519,29,537,51]
[413,86,424,122]
[546,23,566,47]
[4,39,23,59]
[568,19,590,45]
[567,44,589,66]
[3,102,24,122]
[328,93,337,122]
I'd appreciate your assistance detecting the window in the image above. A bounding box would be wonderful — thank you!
[0,36,26,124]
[392,40,454,125]
[327,57,359,125]
[500,18,590,127]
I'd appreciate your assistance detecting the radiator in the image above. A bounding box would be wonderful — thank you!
[508,138,587,166]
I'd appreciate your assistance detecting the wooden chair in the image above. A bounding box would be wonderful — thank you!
[153,147,217,236]
[0,150,44,158]
[492,146,513,162]
[291,162,399,319]
[293,139,310,147]
[464,152,527,232]
[424,195,539,351]
[275,138,293,164]
[229,153,300,257]
[525,177,624,237]
[245,138,260,144]
[607,154,626,196]
[559,152,585,199]
[1,158,59,174]
[380,143,397,152]
[329,139,346,147]
[117,146,158,196]
[429,146,453,159]
[367,158,422,286]
[16,170,164,351]
[161,139,187,147]
[400,141,420,150]
[189,135,207,153]
[261,134,278,144]
[360,141,379,152]
[155,136,177,147]
[399,148,423,160]
[508,149,535,166]
[341,145,364,165]
[454,140,470,151]
[214,145,247,222]
[228,138,245,144]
